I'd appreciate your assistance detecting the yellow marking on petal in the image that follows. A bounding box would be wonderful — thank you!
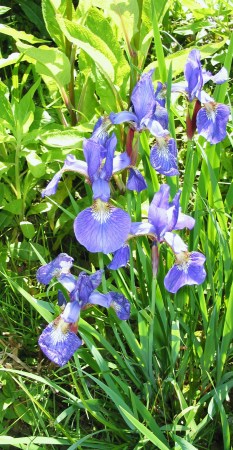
[91,199,112,224]
[50,319,70,346]
[175,251,190,273]
[204,102,217,121]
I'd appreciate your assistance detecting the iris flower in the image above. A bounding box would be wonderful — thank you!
[172,49,230,144]
[164,251,206,293]
[109,70,168,135]
[38,258,130,366]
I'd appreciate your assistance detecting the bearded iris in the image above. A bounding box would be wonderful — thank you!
[38,256,130,366]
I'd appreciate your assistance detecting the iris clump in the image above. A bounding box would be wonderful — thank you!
[37,47,231,366]
[37,254,130,366]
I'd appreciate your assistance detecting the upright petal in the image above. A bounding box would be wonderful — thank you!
[101,133,116,181]
[70,270,103,306]
[36,253,74,285]
[127,168,147,192]
[196,102,230,144]
[210,67,228,84]
[83,138,102,181]
[131,70,156,122]
[62,300,81,323]
[154,81,167,107]
[150,184,170,209]
[184,49,203,101]
[74,200,131,254]
[92,178,111,202]
[38,319,82,366]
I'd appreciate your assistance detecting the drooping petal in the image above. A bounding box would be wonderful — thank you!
[74,200,131,254]
[164,251,206,293]
[109,111,138,126]
[108,292,131,320]
[36,253,74,285]
[210,67,228,84]
[88,291,112,308]
[142,117,168,137]
[131,70,156,123]
[108,245,130,270]
[130,221,155,237]
[175,210,195,230]
[150,137,179,176]
[41,155,88,197]
[41,171,63,198]
[38,319,82,366]
[184,49,203,101]
[196,103,230,144]
[127,168,147,192]
[164,232,188,253]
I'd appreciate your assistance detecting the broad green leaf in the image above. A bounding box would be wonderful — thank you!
[57,16,115,80]
[39,129,83,148]
[13,77,41,138]
[16,42,71,88]
[3,199,24,215]
[20,221,36,239]
[42,0,66,50]
[78,0,140,43]
[0,6,11,14]
[18,0,47,36]
[9,242,49,262]
[26,152,46,178]
[146,39,227,78]
[0,82,14,129]
[85,7,130,92]
[0,24,47,44]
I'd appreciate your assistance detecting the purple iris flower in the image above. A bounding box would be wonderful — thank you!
[36,253,74,285]
[172,49,229,144]
[164,251,206,293]
[109,70,168,135]
[147,184,195,248]
[38,268,130,366]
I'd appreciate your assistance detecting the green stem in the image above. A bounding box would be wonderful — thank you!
[148,275,156,384]
[151,0,167,82]
[98,253,107,293]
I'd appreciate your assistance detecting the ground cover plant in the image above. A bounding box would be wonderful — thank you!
[0,0,232,449]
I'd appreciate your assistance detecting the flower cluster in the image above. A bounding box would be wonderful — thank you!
[37,254,130,366]
[38,50,229,365]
